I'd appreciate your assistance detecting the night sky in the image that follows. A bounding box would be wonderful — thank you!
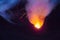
[0,0,60,40]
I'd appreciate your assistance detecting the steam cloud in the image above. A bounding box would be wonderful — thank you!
[26,0,58,27]
[26,0,58,19]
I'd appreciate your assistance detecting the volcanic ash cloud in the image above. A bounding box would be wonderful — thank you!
[26,0,55,29]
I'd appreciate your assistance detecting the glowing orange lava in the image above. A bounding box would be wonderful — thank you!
[29,13,45,29]
[34,22,41,29]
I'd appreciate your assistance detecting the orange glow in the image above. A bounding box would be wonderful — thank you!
[34,22,41,29]
[28,13,45,29]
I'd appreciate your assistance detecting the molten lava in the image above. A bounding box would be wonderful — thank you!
[28,13,45,29]
[34,22,41,29]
